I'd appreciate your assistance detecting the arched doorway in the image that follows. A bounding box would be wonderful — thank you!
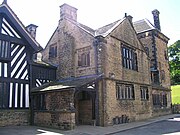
[75,90,96,125]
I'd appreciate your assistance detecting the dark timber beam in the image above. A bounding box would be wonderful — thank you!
[0,34,27,45]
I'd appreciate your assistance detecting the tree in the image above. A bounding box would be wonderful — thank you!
[168,40,180,85]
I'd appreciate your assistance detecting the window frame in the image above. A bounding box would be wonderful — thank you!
[140,86,149,101]
[49,44,57,58]
[78,51,90,67]
[116,83,135,100]
[121,45,138,71]
[33,94,46,110]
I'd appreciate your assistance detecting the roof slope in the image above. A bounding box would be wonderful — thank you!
[0,2,42,52]
[31,74,102,92]
[133,19,155,33]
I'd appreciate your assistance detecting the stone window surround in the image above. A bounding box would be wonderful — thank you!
[76,46,91,67]
[116,83,135,100]
[152,93,167,107]
[140,86,149,100]
[49,43,57,58]
[121,44,138,71]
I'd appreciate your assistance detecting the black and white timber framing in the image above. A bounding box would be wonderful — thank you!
[0,2,56,109]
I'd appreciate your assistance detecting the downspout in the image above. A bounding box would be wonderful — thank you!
[29,54,34,125]
[94,36,107,126]
[93,37,100,126]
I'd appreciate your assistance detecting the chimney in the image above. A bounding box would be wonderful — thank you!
[2,0,7,4]
[26,24,38,39]
[127,15,133,22]
[60,3,77,21]
[152,9,161,31]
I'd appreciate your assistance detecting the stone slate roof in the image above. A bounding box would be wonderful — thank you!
[31,74,102,92]
[76,18,157,37]
[0,2,42,52]
[95,19,122,37]
[70,18,125,37]
[133,19,155,33]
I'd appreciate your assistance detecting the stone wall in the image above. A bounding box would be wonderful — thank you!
[104,79,152,126]
[0,110,29,126]
[103,19,151,85]
[152,87,172,117]
[34,111,75,130]
[33,89,75,130]
[42,19,96,79]
[98,18,152,126]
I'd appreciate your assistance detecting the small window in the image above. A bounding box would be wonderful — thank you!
[78,52,90,67]
[49,44,57,58]
[152,93,167,107]
[140,86,149,100]
[116,83,134,100]
[121,45,138,71]
[33,94,46,110]
[162,94,167,106]
[0,40,10,59]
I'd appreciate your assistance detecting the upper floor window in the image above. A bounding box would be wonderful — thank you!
[121,45,138,71]
[78,52,90,67]
[49,44,57,58]
[0,40,10,59]
[140,86,149,100]
[116,83,135,100]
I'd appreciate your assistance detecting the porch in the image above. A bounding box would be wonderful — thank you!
[31,75,102,130]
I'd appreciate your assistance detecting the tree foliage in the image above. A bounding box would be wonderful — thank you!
[168,40,180,84]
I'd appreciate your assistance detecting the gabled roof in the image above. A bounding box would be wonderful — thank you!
[77,18,125,37]
[133,19,155,33]
[61,17,126,38]
[95,19,125,37]
[31,74,102,92]
[0,2,42,52]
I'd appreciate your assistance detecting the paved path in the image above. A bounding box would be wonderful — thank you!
[0,114,180,135]
[112,116,180,135]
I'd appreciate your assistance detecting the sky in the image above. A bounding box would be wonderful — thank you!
[1,0,179,48]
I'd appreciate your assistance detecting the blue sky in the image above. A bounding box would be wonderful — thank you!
[1,0,179,47]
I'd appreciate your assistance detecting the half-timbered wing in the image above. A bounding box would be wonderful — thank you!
[0,2,55,111]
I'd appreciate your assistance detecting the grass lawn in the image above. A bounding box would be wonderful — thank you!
[171,85,180,104]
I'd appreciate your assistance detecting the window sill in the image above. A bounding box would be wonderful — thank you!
[117,99,135,101]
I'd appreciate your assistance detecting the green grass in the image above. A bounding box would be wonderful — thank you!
[171,85,180,104]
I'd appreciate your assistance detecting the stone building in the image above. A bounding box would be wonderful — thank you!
[31,3,171,130]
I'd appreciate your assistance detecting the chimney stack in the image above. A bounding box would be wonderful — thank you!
[26,24,38,39]
[60,3,77,22]
[152,9,161,31]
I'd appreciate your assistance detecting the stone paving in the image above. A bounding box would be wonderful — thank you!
[0,114,179,135]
